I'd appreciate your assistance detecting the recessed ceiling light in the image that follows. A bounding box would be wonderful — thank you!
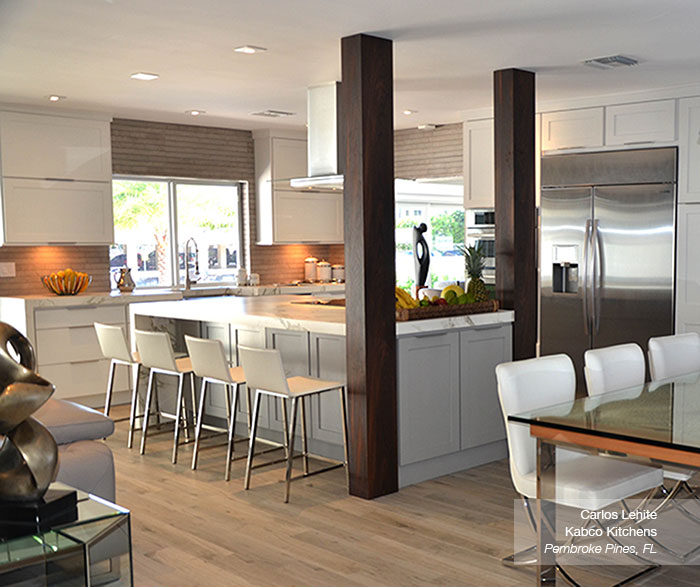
[582,55,638,70]
[234,45,267,54]
[185,110,205,116]
[47,95,66,102]
[130,72,159,81]
[403,109,417,115]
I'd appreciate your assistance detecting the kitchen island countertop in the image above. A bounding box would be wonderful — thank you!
[129,295,514,336]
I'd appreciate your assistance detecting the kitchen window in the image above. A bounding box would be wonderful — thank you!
[111,177,243,288]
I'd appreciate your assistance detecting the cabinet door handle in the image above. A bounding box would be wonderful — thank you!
[48,241,77,246]
[469,323,504,331]
[623,140,654,146]
[413,331,448,338]
[69,358,100,365]
[44,177,75,182]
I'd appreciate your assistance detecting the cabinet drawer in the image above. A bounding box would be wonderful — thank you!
[0,112,112,181]
[39,359,129,400]
[1,178,114,245]
[605,100,676,146]
[35,305,126,330]
[35,325,104,365]
[541,108,604,151]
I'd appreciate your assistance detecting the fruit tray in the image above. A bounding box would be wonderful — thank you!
[395,299,499,321]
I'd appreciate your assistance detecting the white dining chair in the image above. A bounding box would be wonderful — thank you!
[496,353,662,581]
[135,329,195,464]
[584,343,645,397]
[648,332,700,381]
[94,322,142,448]
[184,335,248,480]
[239,346,349,503]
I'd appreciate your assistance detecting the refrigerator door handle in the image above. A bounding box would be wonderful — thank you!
[582,219,592,335]
[593,219,603,334]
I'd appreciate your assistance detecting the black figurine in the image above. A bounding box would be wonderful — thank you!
[412,223,430,287]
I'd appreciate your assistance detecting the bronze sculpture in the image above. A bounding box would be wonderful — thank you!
[0,323,57,501]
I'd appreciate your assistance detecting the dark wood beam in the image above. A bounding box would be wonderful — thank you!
[341,33,398,499]
[493,68,537,361]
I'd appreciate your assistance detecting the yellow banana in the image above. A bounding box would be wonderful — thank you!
[395,287,418,308]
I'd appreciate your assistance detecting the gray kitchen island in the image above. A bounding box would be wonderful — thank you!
[129,295,514,487]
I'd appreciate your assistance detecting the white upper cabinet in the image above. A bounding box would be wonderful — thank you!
[679,97,700,204]
[463,119,494,209]
[254,130,343,244]
[541,107,604,152]
[605,100,676,146]
[1,178,113,245]
[0,112,111,181]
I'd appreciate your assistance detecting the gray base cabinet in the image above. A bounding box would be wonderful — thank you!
[398,332,461,466]
[460,325,511,449]
[309,333,346,445]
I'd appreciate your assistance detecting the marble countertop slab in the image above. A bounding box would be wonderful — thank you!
[130,295,514,337]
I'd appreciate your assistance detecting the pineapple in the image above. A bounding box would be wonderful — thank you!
[463,245,489,302]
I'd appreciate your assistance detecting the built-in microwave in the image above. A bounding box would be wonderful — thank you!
[466,209,495,285]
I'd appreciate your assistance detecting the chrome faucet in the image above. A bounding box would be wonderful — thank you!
[184,237,200,290]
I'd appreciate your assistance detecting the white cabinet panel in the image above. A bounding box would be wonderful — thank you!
[679,97,700,204]
[2,178,114,244]
[605,100,676,146]
[398,331,460,466]
[676,204,700,334]
[35,305,126,330]
[271,138,307,185]
[541,108,604,151]
[0,112,111,181]
[36,325,105,365]
[273,190,343,243]
[463,119,494,209]
[309,332,346,444]
[39,358,129,400]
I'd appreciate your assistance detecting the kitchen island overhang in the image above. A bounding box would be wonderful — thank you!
[129,295,514,487]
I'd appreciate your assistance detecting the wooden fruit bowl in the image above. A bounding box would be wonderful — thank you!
[396,299,499,321]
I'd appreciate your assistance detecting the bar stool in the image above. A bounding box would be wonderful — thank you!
[135,329,195,464]
[240,346,349,503]
[94,322,142,441]
[184,335,248,480]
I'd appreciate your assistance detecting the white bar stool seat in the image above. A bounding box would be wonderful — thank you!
[135,329,195,464]
[240,346,349,503]
[184,335,248,480]
[94,322,142,446]
[648,332,700,381]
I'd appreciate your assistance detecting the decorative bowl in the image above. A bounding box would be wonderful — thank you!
[41,270,92,295]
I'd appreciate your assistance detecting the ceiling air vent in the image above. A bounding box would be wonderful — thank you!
[250,109,296,117]
[583,55,638,70]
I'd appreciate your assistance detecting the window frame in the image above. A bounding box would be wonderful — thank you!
[111,174,244,289]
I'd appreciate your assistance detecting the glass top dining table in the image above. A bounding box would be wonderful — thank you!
[508,372,700,584]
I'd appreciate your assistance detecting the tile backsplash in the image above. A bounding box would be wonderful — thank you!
[0,246,110,296]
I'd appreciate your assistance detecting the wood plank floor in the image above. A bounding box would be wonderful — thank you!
[106,406,700,586]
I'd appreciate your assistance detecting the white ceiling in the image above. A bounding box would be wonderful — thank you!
[2,0,700,131]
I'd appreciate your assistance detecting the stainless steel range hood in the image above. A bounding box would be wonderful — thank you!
[290,83,344,190]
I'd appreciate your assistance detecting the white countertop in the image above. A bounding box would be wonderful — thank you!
[130,295,514,336]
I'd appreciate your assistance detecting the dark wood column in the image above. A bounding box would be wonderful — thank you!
[341,33,398,499]
[493,68,537,360]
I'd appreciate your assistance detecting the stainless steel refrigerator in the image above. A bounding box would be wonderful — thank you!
[540,148,676,389]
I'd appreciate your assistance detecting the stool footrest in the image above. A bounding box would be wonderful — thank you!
[290,462,344,482]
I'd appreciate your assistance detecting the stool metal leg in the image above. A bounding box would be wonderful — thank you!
[245,385,252,432]
[191,378,208,470]
[153,376,162,428]
[104,359,116,416]
[225,383,239,481]
[299,396,309,475]
[244,390,262,490]
[140,369,156,455]
[172,373,186,464]
[127,363,141,449]
[186,372,197,440]
[280,397,290,459]
[340,386,350,489]
[285,397,298,503]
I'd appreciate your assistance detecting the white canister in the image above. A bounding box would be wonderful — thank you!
[304,257,318,282]
[331,264,345,282]
[235,268,247,286]
[248,272,260,286]
[317,261,331,282]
